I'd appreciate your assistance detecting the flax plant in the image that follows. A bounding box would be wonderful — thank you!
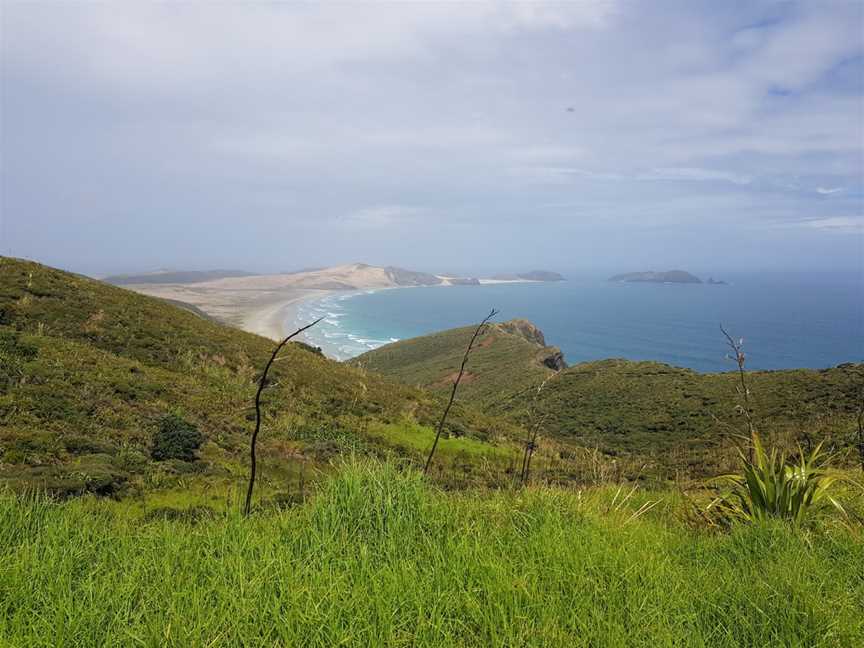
[708,432,849,525]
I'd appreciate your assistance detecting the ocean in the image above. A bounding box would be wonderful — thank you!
[293,273,863,373]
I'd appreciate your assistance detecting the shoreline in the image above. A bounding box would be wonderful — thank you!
[240,289,333,342]
[276,281,543,359]
[292,287,397,359]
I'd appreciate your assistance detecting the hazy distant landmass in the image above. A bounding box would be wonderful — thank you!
[103,269,257,285]
[491,270,565,282]
[106,265,563,289]
[609,270,702,284]
[383,266,443,286]
[112,262,565,341]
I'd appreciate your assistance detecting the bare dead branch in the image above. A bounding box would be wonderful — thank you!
[720,323,756,462]
[423,308,498,476]
[244,317,323,516]
[520,372,559,485]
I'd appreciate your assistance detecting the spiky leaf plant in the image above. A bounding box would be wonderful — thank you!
[708,433,849,526]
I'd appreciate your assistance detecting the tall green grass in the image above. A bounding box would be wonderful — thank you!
[1,461,862,647]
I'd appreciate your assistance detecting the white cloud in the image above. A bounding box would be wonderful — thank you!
[341,205,428,229]
[737,9,862,92]
[786,216,863,232]
[3,1,618,87]
[2,0,862,273]
[640,167,753,186]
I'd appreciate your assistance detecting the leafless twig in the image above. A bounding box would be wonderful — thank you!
[423,308,498,475]
[720,324,756,461]
[520,372,559,485]
[244,317,323,516]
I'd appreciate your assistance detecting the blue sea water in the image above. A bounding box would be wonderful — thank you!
[294,273,863,372]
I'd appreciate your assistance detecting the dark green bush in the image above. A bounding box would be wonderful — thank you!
[294,341,324,356]
[150,414,203,462]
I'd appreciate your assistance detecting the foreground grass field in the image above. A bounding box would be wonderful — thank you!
[2,462,862,647]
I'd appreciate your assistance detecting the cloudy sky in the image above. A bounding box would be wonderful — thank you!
[2,1,862,276]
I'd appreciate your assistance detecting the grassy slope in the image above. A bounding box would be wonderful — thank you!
[0,257,524,496]
[355,322,863,477]
[1,461,862,647]
[352,320,558,408]
[522,359,862,473]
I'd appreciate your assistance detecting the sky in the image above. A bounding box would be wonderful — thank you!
[1,0,862,277]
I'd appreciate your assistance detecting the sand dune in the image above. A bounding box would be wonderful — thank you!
[123,264,407,340]
[122,263,547,340]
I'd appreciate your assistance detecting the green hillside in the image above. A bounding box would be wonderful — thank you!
[2,256,860,496]
[354,322,863,478]
[2,258,863,646]
[352,319,565,408]
[0,257,526,499]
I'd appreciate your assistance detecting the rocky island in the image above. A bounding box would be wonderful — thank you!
[491,271,565,282]
[609,270,702,284]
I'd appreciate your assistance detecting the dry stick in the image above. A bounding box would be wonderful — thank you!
[857,387,864,473]
[423,308,499,476]
[244,317,324,516]
[521,422,542,485]
[520,374,555,485]
[720,324,756,462]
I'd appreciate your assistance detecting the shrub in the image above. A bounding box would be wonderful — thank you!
[150,414,203,462]
[707,432,850,526]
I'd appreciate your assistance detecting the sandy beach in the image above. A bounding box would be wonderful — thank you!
[119,264,551,350]
[240,290,331,341]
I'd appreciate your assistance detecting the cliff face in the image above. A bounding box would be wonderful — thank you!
[494,320,567,371]
[540,348,567,371]
[495,319,547,346]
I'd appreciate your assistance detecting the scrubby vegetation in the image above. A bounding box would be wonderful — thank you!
[0,257,523,497]
[353,318,559,408]
[2,257,863,645]
[357,325,863,479]
[3,256,861,495]
[1,461,862,647]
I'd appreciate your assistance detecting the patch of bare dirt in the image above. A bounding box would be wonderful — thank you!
[434,371,478,388]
